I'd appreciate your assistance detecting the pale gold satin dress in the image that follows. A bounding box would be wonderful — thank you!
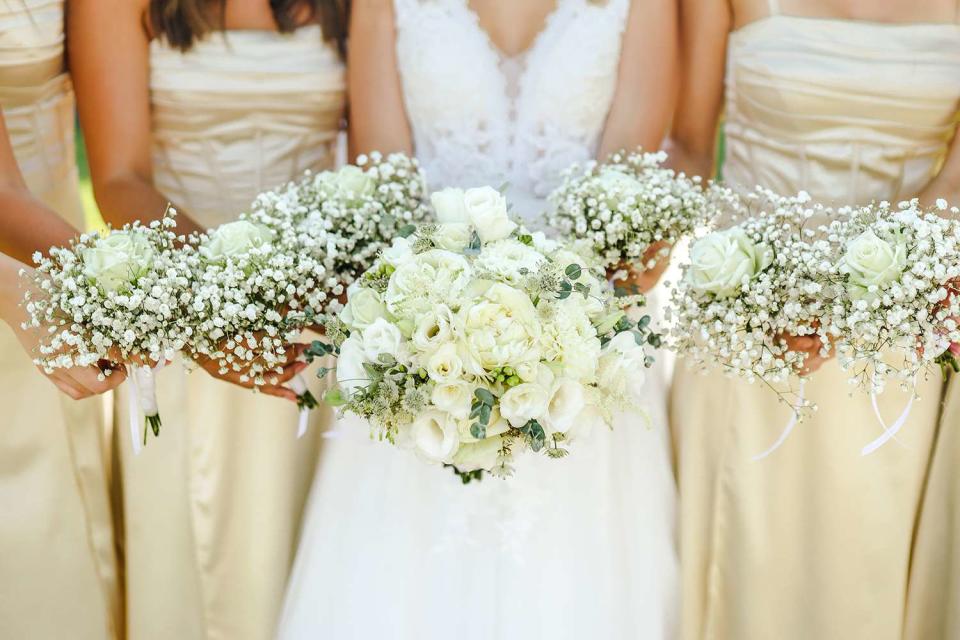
[115,26,344,640]
[671,5,960,639]
[0,0,120,637]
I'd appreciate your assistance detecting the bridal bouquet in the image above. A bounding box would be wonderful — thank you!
[823,199,960,394]
[317,186,659,481]
[547,149,716,275]
[248,151,431,312]
[22,211,196,443]
[668,190,835,407]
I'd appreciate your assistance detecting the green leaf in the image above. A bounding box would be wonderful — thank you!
[362,362,384,381]
[524,419,546,452]
[470,421,487,439]
[324,388,348,406]
[565,264,582,280]
[474,388,495,406]
[465,230,482,256]
[478,403,492,425]
[305,340,332,359]
[518,234,534,246]
[396,224,417,238]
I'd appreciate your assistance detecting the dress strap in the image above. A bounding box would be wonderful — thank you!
[767,0,780,16]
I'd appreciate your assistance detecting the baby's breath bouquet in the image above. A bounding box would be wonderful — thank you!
[547,149,715,273]
[315,186,660,482]
[22,211,196,448]
[184,216,329,431]
[823,199,960,395]
[248,151,432,311]
[668,190,836,413]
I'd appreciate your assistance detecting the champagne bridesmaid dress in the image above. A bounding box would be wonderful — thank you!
[115,26,344,640]
[672,2,960,638]
[0,0,120,637]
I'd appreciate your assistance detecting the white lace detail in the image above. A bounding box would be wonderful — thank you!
[394,0,629,221]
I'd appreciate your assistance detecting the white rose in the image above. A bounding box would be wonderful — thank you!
[381,237,414,268]
[598,332,648,400]
[596,168,642,207]
[451,436,503,472]
[200,220,274,262]
[841,229,907,300]
[361,317,403,362]
[342,286,387,330]
[458,283,541,372]
[474,238,545,286]
[430,188,469,223]
[544,378,586,435]
[463,186,517,242]
[425,342,464,383]
[335,165,375,199]
[410,410,460,463]
[499,382,550,427]
[686,227,773,298]
[432,223,473,252]
[431,381,472,419]
[336,335,371,396]
[82,230,155,292]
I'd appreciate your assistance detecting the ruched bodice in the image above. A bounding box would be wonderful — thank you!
[0,0,79,224]
[725,16,960,205]
[149,25,345,227]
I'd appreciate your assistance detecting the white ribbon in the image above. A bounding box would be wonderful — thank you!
[288,373,311,439]
[862,377,917,456]
[752,379,807,461]
[126,362,165,455]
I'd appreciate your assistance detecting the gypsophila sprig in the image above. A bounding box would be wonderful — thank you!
[317,186,661,482]
[823,198,960,394]
[22,209,196,442]
[547,149,717,270]
[668,189,838,415]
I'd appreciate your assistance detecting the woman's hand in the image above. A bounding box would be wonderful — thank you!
[780,333,834,377]
[192,342,310,403]
[609,241,672,295]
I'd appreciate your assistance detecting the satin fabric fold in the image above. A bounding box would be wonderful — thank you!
[117,26,345,640]
[0,0,121,637]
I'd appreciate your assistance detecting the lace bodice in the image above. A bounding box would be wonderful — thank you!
[393,0,629,221]
[725,6,960,205]
[150,26,346,228]
[0,0,80,223]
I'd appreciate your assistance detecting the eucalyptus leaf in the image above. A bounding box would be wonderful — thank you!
[565,264,582,280]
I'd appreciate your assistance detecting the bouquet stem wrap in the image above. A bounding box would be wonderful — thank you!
[127,362,165,455]
[288,373,317,438]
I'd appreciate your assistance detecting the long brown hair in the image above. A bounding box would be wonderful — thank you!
[149,0,349,56]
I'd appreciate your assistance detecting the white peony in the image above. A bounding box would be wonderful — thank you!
[539,297,602,383]
[384,249,472,319]
[431,188,470,224]
[410,410,460,463]
[686,227,773,298]
[336,335,371,396]
[458,283,541,372]
[342,286,387,330]
[499,381,551,427]
[463,186,517,242]
[361,317,403,362]
[451,436,503,472]
[82,230,156,292]
[199,220,274,262]
[430,381,472,420]
[841,229,907,300]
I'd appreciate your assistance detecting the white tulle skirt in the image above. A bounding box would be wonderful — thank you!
[277,303,679,639]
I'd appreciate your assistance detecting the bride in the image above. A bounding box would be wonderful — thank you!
[279,1,679,637]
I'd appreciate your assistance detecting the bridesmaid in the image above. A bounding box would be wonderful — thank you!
[0,1,122,635]
[669,0,960,638]
[69,1,347,638]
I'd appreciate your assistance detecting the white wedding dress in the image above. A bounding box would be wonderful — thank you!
[278,1,678,638]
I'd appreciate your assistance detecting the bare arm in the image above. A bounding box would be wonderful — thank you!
[347,0,413,159]
[920,129,960,207]
[596,0,679,159]
[68,0,201,234]
[666,0,731,179]
[0,113,77,263]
